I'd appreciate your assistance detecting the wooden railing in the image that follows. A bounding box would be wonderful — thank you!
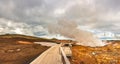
[30,43,71,64]
[60,47,71,64]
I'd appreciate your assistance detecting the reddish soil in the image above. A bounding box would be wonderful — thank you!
[0,34,50,64]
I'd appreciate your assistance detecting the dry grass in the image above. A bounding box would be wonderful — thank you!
[0,44,48,64]
[72,40,120,64]
[0,34,51,64]
[0,34,55,43]
[0,43,49,64]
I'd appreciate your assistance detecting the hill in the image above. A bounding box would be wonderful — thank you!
[0,34,55,44]
[0,34,52,64]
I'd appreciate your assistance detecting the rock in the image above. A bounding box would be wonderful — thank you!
[7,50,14,53]
[16,49,21,52]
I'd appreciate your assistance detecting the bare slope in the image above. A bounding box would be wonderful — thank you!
[0,34,50,64]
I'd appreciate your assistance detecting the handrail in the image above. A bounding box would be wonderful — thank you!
[30,43,71,64]
[60,47,70,64]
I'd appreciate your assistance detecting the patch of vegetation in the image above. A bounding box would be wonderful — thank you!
[0,44,49,64]
[0,34,52,64]
[72,41,120,64]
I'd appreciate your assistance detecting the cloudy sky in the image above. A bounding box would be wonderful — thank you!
[0,0,120,36]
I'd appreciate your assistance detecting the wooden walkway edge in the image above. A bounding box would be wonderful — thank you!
[60,47,70,64]
[30,43,71,64]
[30,44,63,64]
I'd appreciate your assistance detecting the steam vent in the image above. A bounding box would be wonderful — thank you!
[0,0,120,64]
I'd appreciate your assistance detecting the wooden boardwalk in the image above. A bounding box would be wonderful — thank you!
[30,44,63,64]
[62,47,72,57]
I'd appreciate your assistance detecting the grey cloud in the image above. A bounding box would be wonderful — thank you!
[95,0,120,12]
[0,0,119,36]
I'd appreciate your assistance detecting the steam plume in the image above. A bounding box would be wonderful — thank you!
[48,20,105,47]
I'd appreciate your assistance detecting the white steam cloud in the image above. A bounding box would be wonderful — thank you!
[0,0,119,46]
[47,20,105,47]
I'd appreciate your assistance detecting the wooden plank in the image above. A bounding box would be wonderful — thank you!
[30,44,63,64]
[62,47,72,57]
